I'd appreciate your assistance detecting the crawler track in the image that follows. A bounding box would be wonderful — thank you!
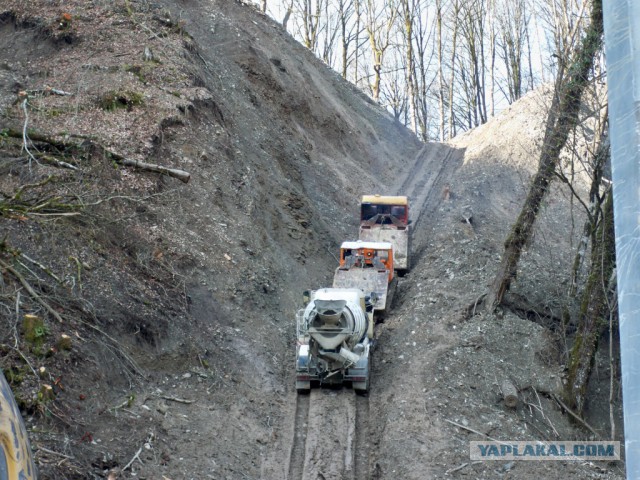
[287,390,370,480]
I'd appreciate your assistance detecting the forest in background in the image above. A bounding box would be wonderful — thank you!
[260,0,598,142]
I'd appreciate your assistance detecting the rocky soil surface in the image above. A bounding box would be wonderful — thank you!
[0,0,624,479]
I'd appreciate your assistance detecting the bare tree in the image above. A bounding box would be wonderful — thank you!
[411,0,436,141]
[295,0,324,51]
[319,0,340,65]
[436,0,445,139]
[447,0,460,138]
[495,0,530,104]
[363,0,398,101]
[282,0,294,30]
[486,0,496,117]
[538,0,588,78]
[398,0,418,133]
[456,0,488,128]
[336,0,356,78]
[380,65,409,122]
[565,179,615,416]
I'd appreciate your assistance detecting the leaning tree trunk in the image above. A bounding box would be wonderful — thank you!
[484,0,604,313]
[564,187,616,416]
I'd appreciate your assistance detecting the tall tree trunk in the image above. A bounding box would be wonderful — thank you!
[565,185,615,416]
[485,0,604,313]
[437,0,445,140]
[282,0,293,30]
[489,3,496,118]
[354,0,361,84]
[447,0,459,139]
[525,3,534,91]
[401,0,417,134]
[339,0,348,78]
[568,113,609,298]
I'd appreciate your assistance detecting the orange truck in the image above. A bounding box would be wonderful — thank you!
[332,240,396,317]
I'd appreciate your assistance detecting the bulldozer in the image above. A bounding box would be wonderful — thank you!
[359,195,411,274]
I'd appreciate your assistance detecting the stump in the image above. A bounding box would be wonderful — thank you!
[502,380,518,408]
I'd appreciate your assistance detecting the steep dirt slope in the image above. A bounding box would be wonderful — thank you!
[0,1,625,479]
[365,88,624,479]
[0,0,422,477]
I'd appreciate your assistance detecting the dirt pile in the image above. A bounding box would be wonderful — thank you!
[0,0,624,479]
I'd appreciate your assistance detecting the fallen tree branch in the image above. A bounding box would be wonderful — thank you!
[529,387,560,438]
[4,127,190,183]
[443,418,506,444]
[551,393,600,438]
[37,445,75,459]
[36,154,79,171]
[159,395,194,404]
[87,327,144,378]
[20,253,63,283]
[20,99,38,169]
[5,128,70,151]
[26,86,73,97]
[122,432,153,472]
[122,446,143,472]
[445,462,469,475]
[0,258,64,323]
[115,157,190,183]
[463,294,486,319]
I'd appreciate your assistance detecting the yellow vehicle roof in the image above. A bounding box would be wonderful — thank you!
[361,195,408,205]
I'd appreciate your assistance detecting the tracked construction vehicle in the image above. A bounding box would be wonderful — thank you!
[332,240,396,318]
[0,370,36,480]
[296,288,374,393]
[359,195,411,274]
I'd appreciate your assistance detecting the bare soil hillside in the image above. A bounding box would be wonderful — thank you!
[0,1,624,479]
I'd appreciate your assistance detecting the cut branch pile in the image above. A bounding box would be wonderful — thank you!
[2,128,191,183]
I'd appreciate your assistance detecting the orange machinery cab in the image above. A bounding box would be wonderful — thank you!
[333,240,396,315]
[359,195,411,273]
[338,241,394,284]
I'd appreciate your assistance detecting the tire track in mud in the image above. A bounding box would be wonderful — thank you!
[287,393,310,480]
[354,394,371,480]
[287,390,371,480]
[395,142,463,269]
[398,142,457,230]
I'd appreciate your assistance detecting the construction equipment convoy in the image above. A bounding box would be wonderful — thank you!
[295,195,410,394]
